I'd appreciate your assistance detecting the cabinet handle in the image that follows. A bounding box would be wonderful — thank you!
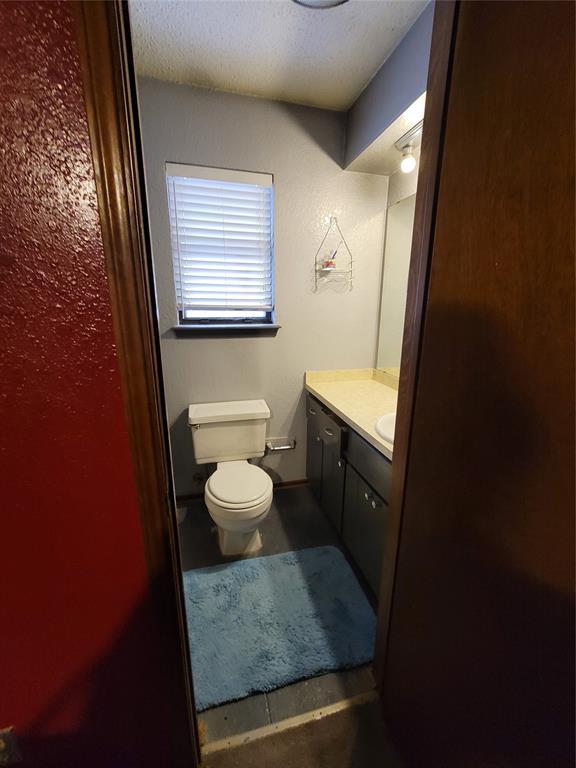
[309,407,317,415]
[324,427,334,437]
[315,436,322,443]
[337,459,343,468]
[371,500,378,509]
[364,491,373,502]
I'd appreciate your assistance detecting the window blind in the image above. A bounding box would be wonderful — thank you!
[166,163,274,322]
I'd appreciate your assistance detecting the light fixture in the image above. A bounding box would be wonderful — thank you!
[292,0,349,8]
[400,145,417,174]
[394,119,423,174]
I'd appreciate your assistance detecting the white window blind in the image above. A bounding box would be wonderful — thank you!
[166,163,274,322]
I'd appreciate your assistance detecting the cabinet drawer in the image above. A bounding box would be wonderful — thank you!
[306,394,347,453]
[306,393,322,420]
[318,409,346,453]
[345,429,392,503]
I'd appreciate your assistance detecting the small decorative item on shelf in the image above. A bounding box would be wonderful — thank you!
[313,216,353,292]
[319,253,337,271]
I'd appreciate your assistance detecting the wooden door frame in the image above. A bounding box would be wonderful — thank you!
[73,2,200,765]
[72,0,460,760]
[373,0,459,687]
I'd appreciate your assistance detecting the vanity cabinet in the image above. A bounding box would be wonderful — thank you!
[306,392,392,598]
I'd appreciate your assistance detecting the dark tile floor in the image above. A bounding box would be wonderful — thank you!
[178,484,376,743]
[200,666,375,742]
[203,700,402,768]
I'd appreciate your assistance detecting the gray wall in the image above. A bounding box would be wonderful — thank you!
[138,78,388,497]
[344,2,434,167]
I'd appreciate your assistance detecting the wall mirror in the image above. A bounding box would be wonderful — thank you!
[376,193,417,376]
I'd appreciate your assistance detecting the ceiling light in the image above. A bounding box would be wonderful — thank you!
[400,145,417,174]
[292,0,350,8]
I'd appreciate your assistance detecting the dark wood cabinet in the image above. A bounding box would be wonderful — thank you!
[342,465,388,595]
[306,393,392,597]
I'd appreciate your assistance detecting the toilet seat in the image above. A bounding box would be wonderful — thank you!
[205,461,273,521]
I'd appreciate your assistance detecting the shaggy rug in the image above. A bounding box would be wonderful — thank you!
[183,546,376,711]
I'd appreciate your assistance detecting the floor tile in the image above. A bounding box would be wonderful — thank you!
[202,700,401,768]
[266,665,375,722]
[178,485,344,570]
[199,694,270,742]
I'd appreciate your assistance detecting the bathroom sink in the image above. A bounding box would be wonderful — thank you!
[375,412,396,444]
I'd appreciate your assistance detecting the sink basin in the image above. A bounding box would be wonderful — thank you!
[375,412,396,444]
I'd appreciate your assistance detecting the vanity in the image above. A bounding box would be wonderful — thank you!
[303,186,414,598]
[304,369,398,597]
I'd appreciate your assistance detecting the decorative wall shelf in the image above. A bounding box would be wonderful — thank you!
[313,216,353,292]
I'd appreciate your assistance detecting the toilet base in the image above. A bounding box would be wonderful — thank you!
[218,527,262,556]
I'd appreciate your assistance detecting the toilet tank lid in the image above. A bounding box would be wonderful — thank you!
[188,399,270,425]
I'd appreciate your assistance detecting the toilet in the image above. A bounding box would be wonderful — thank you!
[188,399,273,556]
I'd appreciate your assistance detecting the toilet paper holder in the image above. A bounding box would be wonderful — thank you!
[265,438,296,453]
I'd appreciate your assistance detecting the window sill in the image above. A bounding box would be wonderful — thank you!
[172,323,281,337]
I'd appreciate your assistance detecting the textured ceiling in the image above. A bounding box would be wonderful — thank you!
[129,0,429,111]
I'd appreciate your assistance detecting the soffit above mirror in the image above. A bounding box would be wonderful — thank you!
[346,92,426,176]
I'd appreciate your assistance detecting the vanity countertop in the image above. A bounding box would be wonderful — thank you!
[305,369,398,460]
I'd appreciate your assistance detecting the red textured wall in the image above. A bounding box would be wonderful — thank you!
[0,3,186,765]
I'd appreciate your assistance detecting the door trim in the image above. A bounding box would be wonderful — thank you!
[373,0,460,687]
[73,2,200,764]
[72,0,459,755]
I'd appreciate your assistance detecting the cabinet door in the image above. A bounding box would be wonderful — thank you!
[342,465,387,596]
[321,445,346,532]
[320,412,346,531]
[306,396,323,500]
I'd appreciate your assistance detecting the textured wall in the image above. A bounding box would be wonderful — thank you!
[138,78,388,497]
[0,4,184,765]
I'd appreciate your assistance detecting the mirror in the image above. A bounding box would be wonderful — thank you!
[376,193,417,374]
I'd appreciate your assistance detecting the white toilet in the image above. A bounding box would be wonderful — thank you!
[188,399,273,556]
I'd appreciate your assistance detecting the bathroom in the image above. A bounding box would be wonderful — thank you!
[1,1,572,765]
[131,0,430,758]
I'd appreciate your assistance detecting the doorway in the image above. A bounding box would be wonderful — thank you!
[75,1,456,764]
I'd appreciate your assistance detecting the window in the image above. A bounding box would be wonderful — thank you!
[166,163,275,326]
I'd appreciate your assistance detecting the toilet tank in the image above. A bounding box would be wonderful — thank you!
[188,400,270,464]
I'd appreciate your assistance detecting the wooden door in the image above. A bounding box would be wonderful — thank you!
[380,2,575,766]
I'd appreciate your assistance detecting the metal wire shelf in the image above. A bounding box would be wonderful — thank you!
[313,216,353,292]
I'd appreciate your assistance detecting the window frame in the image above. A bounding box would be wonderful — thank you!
[165,162,277,332]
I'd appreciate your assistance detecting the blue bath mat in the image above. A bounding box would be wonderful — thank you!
[182,546,376,711]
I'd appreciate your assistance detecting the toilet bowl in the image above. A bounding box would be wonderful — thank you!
[204,460,273,555]
[188,399,273,556]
